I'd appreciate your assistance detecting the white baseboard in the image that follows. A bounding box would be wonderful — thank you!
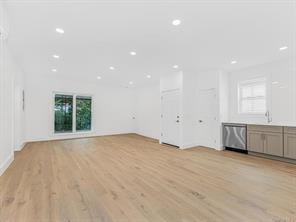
[135,132,160,141]
[180,143,197,150]
[189,143,223,151]
[25,132,136,143]
[15,142,27,152]
[0,153,14,176]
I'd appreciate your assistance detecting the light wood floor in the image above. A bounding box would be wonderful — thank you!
[0,134,296,222]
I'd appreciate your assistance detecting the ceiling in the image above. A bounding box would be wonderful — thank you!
[6,0,296,87]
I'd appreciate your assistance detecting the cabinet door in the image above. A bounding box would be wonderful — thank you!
[247,132,264,153]
[284,134,296,159]
[264,133,283,157]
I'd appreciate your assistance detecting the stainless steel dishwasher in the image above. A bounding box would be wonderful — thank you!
[223,123,247,153]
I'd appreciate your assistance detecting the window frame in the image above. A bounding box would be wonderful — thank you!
[238,78,267,115]
[52,92,94,135]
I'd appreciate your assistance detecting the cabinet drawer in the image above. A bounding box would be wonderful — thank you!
[284,134,296,159]
[247,125,283,133]
[284,127,296,135]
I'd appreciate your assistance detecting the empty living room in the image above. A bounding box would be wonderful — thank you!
[0,0,296,221]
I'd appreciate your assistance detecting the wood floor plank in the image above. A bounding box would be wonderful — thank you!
[0,134,296,222]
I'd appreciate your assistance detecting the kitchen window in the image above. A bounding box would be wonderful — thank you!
[54,93,92,133]
[238,78,267,114]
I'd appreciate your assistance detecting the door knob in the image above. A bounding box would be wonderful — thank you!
[198,120,203,123]
[176,120,180,123]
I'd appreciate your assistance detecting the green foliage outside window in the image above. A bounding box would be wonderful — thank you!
[54,94,92,133]
[54,95,73,133]
[76,97,92,131]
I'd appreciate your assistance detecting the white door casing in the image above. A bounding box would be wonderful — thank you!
[161,89,180,147]
[196,88,218,149]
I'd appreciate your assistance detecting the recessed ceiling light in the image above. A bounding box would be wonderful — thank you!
[146,75,151,79]
[279,46,288,51]
[231,60,237,64]
[109,66,115,70]
[53,54,60,59]
[130,51,137,56]
[55,28,64,34]
[173,65,179,69]
[52,69,57,72]
[97,76,102,80]
[172,19,181,26]
[272,81,279,85]
[129,81,133,85]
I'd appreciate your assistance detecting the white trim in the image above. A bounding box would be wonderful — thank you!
[25,132,134,143]
[160,89,181,147]
[15,142,26,151]
[160,88,180,94]
[73,94,77,132]
[0,153,14,176]
[179,143,197,150]
[53,130,94,137]
[135,132,160,141]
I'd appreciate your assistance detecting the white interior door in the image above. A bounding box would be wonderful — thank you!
[161,90,180,147]
[197,89,218,148]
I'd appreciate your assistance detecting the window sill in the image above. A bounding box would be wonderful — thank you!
[238,113,265,115]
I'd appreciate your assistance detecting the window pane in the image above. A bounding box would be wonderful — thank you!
[241,99,266,113]
[55,94,73,133]
[252,99,266,113]
[252,84,266,97]
[241,86,252,98]
[241,100,253,113]
[76,96,92,131]
[239,78,267,114]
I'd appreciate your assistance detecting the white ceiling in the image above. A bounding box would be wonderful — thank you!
[6,0,296,87]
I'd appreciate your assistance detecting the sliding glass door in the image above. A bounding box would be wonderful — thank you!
[54,94,73,133]
[54,93,92,133]
[76,96,92,131]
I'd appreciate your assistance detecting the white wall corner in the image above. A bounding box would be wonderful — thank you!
[15,142,26,152]
[215,145,224,151]
[0,152,14,176]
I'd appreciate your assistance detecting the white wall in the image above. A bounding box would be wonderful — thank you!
[157,70,226,150]
[0,2,14,175]
[228,58,296,126]
[135,83,160,140]
[181,71,198,149]
[160,71,183,92]
[25,74,135,142]
[12,56,25,151]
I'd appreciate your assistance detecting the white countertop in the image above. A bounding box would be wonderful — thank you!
[224,121,296,127]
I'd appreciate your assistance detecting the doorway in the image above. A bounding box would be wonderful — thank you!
[196,88,218,149]
[161,89,180,147]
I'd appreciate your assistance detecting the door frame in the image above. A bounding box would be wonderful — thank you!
[160,88,182,148]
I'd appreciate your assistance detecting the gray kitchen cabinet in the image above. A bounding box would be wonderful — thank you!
[284,127,296,159]
[247,125,283,133]
[247,125,284,157]
[264,132,284,156]
[284,127,296,134]
[247,131,264,153]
